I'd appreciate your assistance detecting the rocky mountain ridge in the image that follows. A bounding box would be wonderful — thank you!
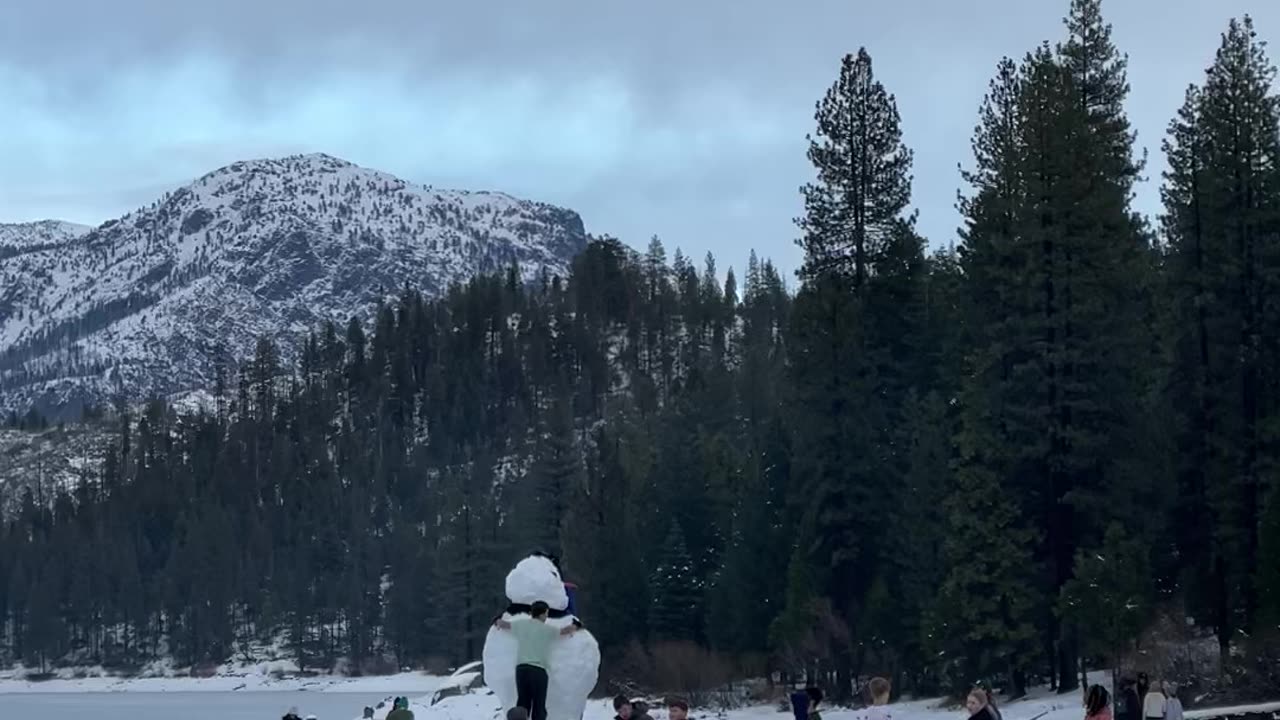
[0,153,587,419]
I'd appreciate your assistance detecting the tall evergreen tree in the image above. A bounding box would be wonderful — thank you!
[798,48,914,287]
[956,0,1155,687]
[649,522,701,642]
[1059,523,1152,689]
[1161,16,1280,651]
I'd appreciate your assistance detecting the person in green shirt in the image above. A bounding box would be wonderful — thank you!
[494,601,579,720]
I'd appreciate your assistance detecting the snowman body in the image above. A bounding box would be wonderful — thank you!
[482,556,600,720]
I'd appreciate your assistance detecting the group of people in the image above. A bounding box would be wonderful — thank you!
[791,677,892,720]
[613,695,687,720]
[1097,675,1185,720]
[815,671,1185,720]
[962,674,1185,720]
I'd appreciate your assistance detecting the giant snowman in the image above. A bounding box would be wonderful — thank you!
[482,554,600,720]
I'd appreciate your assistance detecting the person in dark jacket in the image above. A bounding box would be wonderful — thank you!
[966,689,998,720]
[1113,676,1141,720]
[805,688,825,720]
[632,699,654,720]
[387,697,415,720]
[614,695,634,720]
[790,689,810,720]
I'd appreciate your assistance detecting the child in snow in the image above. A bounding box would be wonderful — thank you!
[1163,683,1183,720]
[668,698,690,720]
[1143,680,1167,720]
[1085,685,1113,720]
[614,695,634,720]
[791,688,811,720]
[494,600,580,720]
[867,677,892,720]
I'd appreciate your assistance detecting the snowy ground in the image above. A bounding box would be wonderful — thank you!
[2,664,1276,720]
[362,671,1280,720]
[0,664,447,695]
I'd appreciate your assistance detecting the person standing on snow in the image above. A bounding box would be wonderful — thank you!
[1116,675,1142,720]
[1143,680,1167,720]
[493,600,580,720]
[1162,683,1183,720]
[965,689,998,720]
[866,677,892,720]
[1085,685,1113,720]
[387,696,415,720]
[790,687,810,720]
[805,688,825,720]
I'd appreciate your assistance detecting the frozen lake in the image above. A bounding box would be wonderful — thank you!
[0,691,403,720]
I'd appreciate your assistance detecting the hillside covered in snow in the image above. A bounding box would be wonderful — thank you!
[0,154,587,420]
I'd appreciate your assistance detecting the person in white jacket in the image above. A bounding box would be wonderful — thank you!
[1143,681,1167,720]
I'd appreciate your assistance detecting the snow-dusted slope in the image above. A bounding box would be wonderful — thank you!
[0,220,92,254]
[0,154,587,418]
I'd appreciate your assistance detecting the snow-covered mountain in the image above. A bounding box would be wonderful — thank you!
[0,220,92,255]
[0,153,588,419]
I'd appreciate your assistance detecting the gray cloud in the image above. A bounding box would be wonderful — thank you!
[3,0,1279,276]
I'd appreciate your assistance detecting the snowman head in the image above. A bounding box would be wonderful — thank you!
[505,553,569,610]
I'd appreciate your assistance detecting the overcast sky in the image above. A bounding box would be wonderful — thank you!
[3,1,1278,277]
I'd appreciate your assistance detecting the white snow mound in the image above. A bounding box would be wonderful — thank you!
[505,555,569,610]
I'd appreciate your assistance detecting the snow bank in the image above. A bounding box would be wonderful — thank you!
[1186,703,1280,719]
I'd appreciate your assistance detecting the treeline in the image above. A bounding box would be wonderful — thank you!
[0,240,801,677]
[2,0,1279,700]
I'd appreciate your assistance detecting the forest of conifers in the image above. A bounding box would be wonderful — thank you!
[2,0,1279,700]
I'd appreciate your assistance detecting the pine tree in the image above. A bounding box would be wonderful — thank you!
[1258,487,1280,628]
[1059,523,1152,688]
[957,0,1155,686]
[798,48,914,287]
[1161,16,1280,650]
[933,406,1043,696]
[705,465,786,655]
[519,395,581,558]
[649,522,701,641]
[1059,0,1141,188]
[887,391,952,685]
